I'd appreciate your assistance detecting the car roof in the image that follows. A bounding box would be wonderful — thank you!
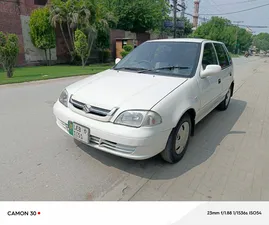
[147,38,223,44]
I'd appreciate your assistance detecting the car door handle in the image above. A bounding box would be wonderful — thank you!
[218,79,221,84]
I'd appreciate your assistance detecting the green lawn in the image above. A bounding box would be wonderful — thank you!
[0,64,113,85]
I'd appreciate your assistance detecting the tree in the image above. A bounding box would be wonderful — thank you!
[253,33,269,51]
[95,24,110,63]
[50,0,116,63]
[181,17,193,37]
[101,0,170,33]
[190,17,252,53]
[29,7,56,65]
[0,32,19,78]
[161,17,193,38]
[74,29,89,67]
[94,2,117,63]
[50,0,97,61]
[236,28,253,53]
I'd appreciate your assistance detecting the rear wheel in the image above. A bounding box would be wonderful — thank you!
[161,114,191,164]
[217,86,232,111]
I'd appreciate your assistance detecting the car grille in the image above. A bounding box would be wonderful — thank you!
[90,135,136,154]
[58,119,68,130]
[70,98,111,117]
[69,96,118,122]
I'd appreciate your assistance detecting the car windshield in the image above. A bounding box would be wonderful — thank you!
[114,41,201,77]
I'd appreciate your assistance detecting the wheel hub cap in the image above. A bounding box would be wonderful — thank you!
[225,89,231,106]
[175,122,190,154]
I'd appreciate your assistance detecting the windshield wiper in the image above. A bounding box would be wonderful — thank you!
[137,66,190,73]
[155,66,190,70]
[114,67,147,71]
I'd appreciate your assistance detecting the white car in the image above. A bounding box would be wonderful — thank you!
[53,38,234,163]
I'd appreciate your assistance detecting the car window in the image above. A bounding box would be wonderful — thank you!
[202,43,218,70]
[222,44,233,65]
[214,43,230,69]
[114,42,201,78]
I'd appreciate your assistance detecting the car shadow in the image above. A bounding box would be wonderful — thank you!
[75,98,247,180]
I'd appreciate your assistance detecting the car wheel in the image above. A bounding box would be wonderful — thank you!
[217,86,232,111]
[161,114,191,164]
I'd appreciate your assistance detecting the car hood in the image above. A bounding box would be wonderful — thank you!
[67,69,187,110]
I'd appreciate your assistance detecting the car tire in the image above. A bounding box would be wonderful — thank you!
[217,86,232,111]
[161,114,191,164]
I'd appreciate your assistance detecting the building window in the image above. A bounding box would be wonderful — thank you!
[34,0,48,6]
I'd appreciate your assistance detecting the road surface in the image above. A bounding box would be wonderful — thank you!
[1,56,269,200]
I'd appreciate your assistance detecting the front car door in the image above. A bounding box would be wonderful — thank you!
[213,43,233,97]
[196,42,222,120]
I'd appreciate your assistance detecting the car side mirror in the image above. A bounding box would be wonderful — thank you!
[200,65,221,78]
[115,58,121,64]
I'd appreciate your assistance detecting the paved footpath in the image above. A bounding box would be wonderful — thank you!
[1,57,269,200]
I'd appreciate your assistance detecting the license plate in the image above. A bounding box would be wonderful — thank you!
[68,121,89,144]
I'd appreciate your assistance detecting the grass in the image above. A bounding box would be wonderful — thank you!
[0,64,113,85]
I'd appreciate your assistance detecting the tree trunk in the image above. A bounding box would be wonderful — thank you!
[59,23,72,59]
[67,25,74,51]
[6,67,13,78]
[44,49,48,66]
[82,57,85,67]
[85,34,95,64]
[71,28,75,46]
[48,49,52,66]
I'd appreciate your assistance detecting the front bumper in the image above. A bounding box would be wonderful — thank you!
[53,101,171,160]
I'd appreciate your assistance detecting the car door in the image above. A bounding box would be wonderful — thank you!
[213,43,233,97]
[197,42,222,117]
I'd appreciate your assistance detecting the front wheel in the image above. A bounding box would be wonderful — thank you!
[161,114,191,164]
[217,86,232,111]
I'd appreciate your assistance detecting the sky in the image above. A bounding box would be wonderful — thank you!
[174,0,269,34]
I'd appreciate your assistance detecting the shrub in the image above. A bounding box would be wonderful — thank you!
[123,44,133,52]
[120,44,133,58]
[0,32,19,78]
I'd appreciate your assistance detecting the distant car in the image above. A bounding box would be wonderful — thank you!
[53,38,234,163]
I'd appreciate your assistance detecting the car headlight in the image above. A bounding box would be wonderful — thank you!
[114,110,162,128]
[59,89,68,107]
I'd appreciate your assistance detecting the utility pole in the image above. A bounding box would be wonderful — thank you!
[193,0,200,28]
[233,21,244,54]
[180,0,185,18]
[173,0,178,38]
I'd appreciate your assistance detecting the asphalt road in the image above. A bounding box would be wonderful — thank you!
[1,56,268,200]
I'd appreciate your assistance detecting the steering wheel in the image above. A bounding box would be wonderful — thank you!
[137,60,152,69]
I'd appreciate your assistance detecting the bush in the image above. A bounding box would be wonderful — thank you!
[120,51,129,58]
[120,44,133,58]
[123,44,133,52]
[0,32,19,78]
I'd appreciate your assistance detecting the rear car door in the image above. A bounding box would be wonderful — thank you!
[213,43,233,97]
